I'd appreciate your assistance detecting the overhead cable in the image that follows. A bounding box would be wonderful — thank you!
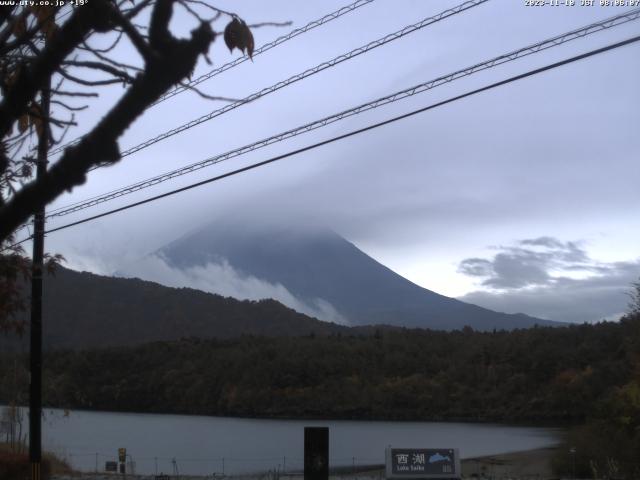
[49,0,490,160]
[23,35,638,244]
[45,8,640,220]
[48,0,377,156]
[154,0,377,105]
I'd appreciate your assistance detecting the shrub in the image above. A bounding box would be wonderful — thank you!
[0,447,55,480]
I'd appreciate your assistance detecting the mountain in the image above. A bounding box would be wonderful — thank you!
[146,220,559,330]
[0,224,557,352]
[1,266,348,351]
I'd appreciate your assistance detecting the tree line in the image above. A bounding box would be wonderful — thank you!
[0,316,636,422]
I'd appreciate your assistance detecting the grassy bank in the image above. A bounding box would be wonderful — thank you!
[1,442,73,479]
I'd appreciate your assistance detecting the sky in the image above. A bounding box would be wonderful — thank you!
[21,0,640,324]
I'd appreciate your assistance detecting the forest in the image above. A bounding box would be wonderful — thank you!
[0,316,637,421]
[1,314,639,478]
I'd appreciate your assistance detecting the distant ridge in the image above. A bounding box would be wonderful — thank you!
[1,266,348,351]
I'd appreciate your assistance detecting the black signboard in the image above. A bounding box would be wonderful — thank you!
[105,461,118,472]
[386,448,460,479]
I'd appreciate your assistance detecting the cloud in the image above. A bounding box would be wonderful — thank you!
[458,238,599,289]
[118,254,349,325]
[457,237,640,323]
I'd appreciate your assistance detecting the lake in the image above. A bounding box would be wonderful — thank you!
[29,408,559,475]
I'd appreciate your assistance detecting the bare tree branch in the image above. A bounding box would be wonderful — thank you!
[110,7,156,63]
[51,90,99,98]
[177,80,239,102]
[51,100,88,112]
[0,0,217,240]
[61,60,136,83]
[80,30,124,54]
[0,3,108,139]
[87,46,144,72]
[58,69,129,87]
[123,0,155,20]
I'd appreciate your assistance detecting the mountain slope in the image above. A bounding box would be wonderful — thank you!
[155,221,559,330]
[2,266,347,351]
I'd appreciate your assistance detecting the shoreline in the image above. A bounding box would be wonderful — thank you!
[51,447,558,480]
[461,447,557,478]
[4,404,568,428]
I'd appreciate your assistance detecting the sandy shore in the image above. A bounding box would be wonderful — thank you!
[51,447,558,480]
[461,447,556,478]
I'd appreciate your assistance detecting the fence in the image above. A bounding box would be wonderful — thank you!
[60,452,386,477]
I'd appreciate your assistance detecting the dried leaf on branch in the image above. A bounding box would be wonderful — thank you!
[223,17,254,59]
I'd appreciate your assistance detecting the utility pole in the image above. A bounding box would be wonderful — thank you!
[29,77,50,480]
[569,447,576,480]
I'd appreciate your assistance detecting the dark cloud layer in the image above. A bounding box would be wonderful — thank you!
[458,237,640,323]
[459,238,591,289]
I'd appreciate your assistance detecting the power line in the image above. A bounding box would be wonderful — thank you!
[153,0,376,105]
[45,7,640,220]
[8,0,483,240]
[48,0,377,157]
[49,0,490,162]
[27,35,640,243]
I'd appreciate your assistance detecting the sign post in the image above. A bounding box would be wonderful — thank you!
[304,427,329,480]
[118,448,127,477]
[385,448,461,480]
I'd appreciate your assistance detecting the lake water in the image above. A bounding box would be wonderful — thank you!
[28,408,559,475]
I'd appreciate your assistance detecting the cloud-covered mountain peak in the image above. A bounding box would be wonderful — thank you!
[124,219,559,330]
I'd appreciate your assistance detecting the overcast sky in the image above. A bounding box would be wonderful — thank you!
[28,0,640,323]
